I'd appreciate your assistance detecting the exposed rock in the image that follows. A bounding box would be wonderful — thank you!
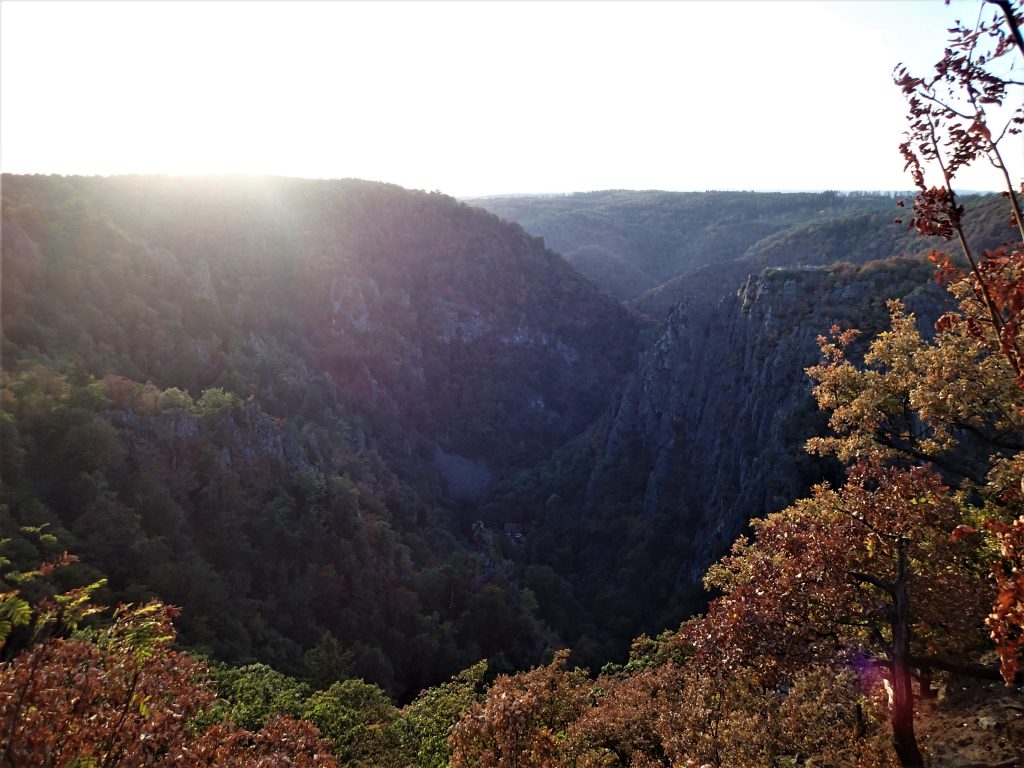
[437,297,493,344]
[330,275,379,334]
[107,400,313,477]
[591,260,946,595]
[190,258,217,302]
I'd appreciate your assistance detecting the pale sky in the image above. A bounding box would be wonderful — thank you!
[1,0,1020,197]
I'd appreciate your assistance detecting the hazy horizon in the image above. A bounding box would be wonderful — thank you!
[3,1,1020,197]
[0,170,951,201]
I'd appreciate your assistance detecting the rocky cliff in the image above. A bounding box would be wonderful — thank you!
[481,257,946,661]
[600,259,948,593]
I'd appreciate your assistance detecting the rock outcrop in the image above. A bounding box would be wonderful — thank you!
[587,259,947,596]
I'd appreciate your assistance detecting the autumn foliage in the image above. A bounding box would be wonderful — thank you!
[0,602,337,767]
[983,516,1024,683]
[449,650,589,768]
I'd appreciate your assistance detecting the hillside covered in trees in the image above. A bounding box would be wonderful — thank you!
[5,173,1022,764]
[1,174,648,698]
[5,173,982,688]
[473,190,902,300]
[476,190,1012,316]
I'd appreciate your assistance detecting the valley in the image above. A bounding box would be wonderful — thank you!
[4,175,999,685]
[2,175,1020,766]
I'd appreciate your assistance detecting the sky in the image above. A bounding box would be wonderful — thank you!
[1,0,1020,197]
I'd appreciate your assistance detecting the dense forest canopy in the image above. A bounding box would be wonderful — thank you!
[476,190,1012,313]
[474,190,903,296]
[1,174,649,698]
[1,175,973,689]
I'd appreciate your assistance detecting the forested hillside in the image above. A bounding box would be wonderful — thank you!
[0,174,644,696]
[473,190,899,300]
[476,190,1011,316]
[633,194,1012,318]
[3,173,966,684]
[4,159,1023,766]
[478,256,952,663]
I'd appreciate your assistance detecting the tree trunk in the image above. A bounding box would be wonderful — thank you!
[890,540,925,768]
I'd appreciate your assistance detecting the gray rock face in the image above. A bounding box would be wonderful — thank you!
[108,400,313,477]
[592,264,947,594]
[329,275,378,334]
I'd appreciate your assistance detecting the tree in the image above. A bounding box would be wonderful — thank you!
[0,528,107,661]
[889,1,1024,691]
[669,8,1024,766]
[394,659,487,768]
[980,515,1024,683]
[0,601,337,767]
[567,661,891,768]
[449,650,588,768]
[302,678,399,766]
[893,0,1024,388]
[683,460,989,767]
[210,662,311,731]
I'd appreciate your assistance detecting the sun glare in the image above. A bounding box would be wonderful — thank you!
[1,0,1018,194]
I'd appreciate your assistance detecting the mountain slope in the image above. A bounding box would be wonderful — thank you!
[480,256,948,663]
[4,177,992,696]
[475,190,1013,323]
[632,194,1012,317]
[1,174,646,695]
[4,175,646,473]
[472,190,900,301]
